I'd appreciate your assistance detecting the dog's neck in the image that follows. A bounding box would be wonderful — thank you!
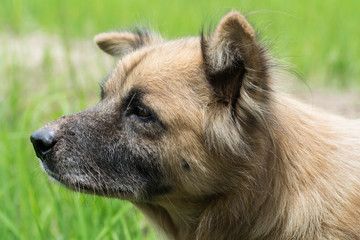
[133,189,272,239]
[133,198,209,240]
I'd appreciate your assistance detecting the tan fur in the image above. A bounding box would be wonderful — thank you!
[95,11,360,239]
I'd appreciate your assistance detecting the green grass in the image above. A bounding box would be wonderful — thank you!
[0,0,359,239]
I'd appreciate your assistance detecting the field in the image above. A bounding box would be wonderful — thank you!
[0,0,359,239]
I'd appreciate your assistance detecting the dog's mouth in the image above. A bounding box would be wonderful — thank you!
[40,159,133,198]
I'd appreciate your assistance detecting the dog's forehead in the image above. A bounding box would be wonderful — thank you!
[104,37,209,105]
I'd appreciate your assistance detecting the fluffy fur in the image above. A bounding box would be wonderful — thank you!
[31,11,360,240]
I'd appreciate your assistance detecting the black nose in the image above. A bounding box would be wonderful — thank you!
[30,127,58,160]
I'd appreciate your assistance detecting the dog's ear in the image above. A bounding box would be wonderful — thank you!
[202,11,271,158]
[201,11,269,105]
[94,31,163,57]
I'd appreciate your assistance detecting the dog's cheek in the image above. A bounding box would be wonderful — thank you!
[157,133,233,198]
[104,138,169,196]
[122,135,172,198]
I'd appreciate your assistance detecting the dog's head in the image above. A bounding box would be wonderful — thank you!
[31,11,270,202]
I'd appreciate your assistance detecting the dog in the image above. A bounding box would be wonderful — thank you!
[30,11,360,239]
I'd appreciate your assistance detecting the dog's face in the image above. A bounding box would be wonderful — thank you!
[31,12,269,202]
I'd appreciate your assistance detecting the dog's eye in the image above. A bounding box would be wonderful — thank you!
[133,105,152,119]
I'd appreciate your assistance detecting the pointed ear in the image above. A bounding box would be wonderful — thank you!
[201,11,269,105]
[94,30,163,57]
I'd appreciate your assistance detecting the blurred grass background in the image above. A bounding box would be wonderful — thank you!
[0,0,359,239]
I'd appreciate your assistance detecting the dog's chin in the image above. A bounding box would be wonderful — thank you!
[39,159,135,200]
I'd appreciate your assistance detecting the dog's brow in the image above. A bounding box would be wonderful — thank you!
[122,88,144,110]
[126,92,137,110]
[101,49,153,97]
[122,57,143,81]
[99,56,143,100]
[121,49,153,86]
